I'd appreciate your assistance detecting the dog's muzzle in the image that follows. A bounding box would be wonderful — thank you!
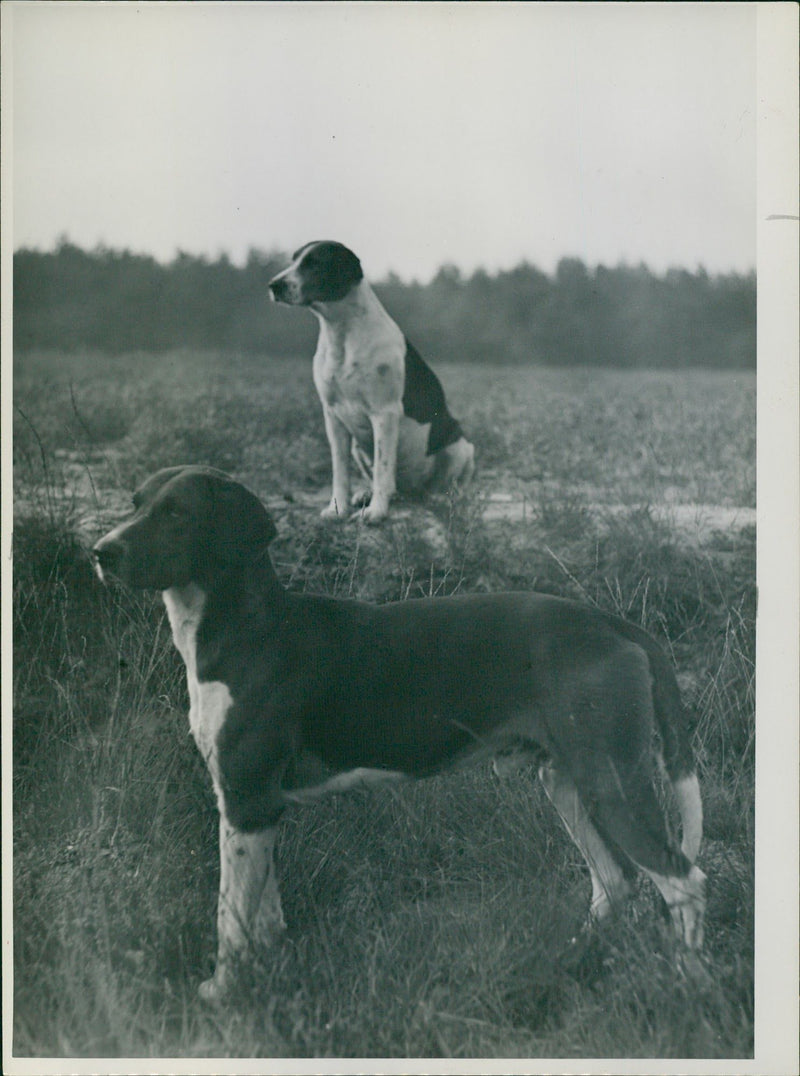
[268,278,289,302]
[268,272,304,305]
[92,538,124,583]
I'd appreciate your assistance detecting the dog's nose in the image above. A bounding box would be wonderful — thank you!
[268,277,287,301]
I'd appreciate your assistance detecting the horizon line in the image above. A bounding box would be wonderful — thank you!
[12,238,757,284]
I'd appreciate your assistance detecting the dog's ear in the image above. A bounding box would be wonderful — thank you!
[209,478,278,565]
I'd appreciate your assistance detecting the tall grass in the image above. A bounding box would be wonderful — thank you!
[11,351,755,1058]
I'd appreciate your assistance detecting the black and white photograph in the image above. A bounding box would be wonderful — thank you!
[2,2,797,1072]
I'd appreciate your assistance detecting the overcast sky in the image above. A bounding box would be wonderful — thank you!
[10,2,757,281]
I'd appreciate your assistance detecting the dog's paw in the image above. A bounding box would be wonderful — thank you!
[198,972,230,1004]
[357,502,389,525]
[320,499,348,521]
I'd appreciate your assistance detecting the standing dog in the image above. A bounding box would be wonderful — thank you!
[94,466,706,1002]
[269,241,475,523]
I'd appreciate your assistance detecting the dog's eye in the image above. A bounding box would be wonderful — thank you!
[160,501,187,521]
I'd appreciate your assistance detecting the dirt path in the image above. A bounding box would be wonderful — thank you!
[480,492,755,545]
[16,449,755,556]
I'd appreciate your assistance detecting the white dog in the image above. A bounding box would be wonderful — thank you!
[269,241,475,523]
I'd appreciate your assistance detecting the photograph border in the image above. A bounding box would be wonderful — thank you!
[2,4,797,1073]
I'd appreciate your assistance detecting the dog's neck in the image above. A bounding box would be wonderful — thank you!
[162,583,207,672]
[309,278,388,325]
[164,562,286,686]
[310,279,403,368]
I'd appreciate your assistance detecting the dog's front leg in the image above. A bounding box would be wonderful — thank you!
[361,408,400,523]
[198,820,282,1002]
[320,405,352,520]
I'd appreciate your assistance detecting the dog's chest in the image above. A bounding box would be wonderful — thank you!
[163,585,233,797]
[313,315,405,417]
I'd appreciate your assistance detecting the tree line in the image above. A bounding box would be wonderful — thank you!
[13,241,755,368]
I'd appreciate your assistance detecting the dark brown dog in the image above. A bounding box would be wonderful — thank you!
[94,465,706,1001]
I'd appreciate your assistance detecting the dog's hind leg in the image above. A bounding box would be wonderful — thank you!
[641,863,706,949]
[647,641,704,864]
[538,760,631,924]
[672,771,703,863]
[555,646,707,949]
[427,437,475,493]
[572,749,706,949]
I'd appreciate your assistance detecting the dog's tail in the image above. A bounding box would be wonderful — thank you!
[647,644,703,863]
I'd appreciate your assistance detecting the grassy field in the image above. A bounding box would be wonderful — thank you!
[11,349,755,1060]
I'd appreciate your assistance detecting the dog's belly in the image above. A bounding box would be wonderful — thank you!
[280,726,542,805]
[282,764,406,804]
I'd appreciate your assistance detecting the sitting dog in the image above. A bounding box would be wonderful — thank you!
[93,466,706,1002]
[268,241,475,523]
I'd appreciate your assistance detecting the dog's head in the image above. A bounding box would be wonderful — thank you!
[268,241,363,306]
[93,466,278,590]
